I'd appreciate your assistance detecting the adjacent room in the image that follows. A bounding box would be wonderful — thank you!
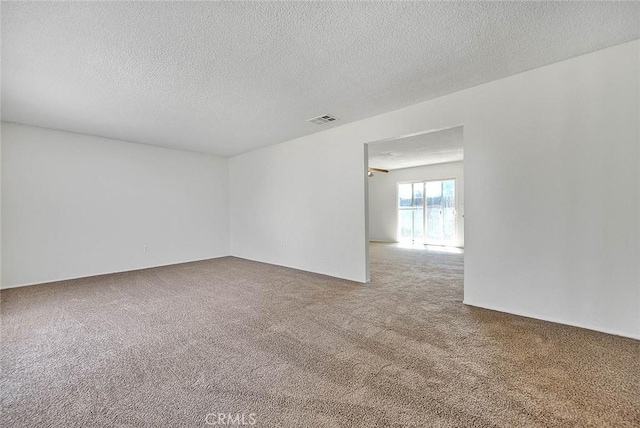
[1,2,639,427]
[366,127,466,307]
[367,127,464,249]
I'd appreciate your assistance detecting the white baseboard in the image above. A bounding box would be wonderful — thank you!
[230,254,366,284]
[463,300,639,340]
[0,254,231,290]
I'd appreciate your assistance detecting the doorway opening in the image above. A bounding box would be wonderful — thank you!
[364,125,464,287]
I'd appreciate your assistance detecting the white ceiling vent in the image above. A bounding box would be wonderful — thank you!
[307,114,339,125]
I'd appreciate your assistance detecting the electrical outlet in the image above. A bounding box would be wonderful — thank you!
[283,243,288,249]
[143,245,149,253]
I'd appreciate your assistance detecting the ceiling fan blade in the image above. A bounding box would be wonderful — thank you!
[369,167,389,173]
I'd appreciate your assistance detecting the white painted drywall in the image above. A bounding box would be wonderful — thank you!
[0,126,2,281]
[229,133,369,282]
[230,40,639,338]
[368,162,464,247]
[1,122,230,288]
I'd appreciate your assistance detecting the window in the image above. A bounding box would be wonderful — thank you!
[398,179,456,245]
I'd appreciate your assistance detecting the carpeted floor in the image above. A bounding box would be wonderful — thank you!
[1,243,638,427]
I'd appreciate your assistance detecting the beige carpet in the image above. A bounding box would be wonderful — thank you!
[1,243,638,427]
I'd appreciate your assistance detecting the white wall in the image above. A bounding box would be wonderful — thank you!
[230,40,639,338]
[1,122,230,288]
[229,136,368,282]
[368,161,464,247]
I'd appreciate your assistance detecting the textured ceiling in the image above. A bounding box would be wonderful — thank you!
[369,127,463,171]
[2,2,638,156]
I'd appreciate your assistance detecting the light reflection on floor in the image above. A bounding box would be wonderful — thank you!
[394,242,464,254]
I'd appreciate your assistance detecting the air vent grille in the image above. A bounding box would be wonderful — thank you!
[307,114,338,125]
